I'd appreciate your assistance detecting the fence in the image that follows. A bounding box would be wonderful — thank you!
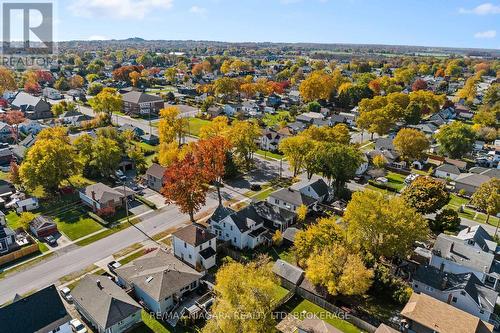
[0,243,39,267]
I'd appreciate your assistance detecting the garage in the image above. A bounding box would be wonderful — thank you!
[29,216,58,238]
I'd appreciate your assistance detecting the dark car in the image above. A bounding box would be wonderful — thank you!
[107,260,122,274]
[44,235,57,246]
[250,184,261,191]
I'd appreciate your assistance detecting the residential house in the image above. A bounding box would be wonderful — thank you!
[0,180,14,199]
[430,233,500,291]
[290,177,332,204]
[338,112,356,127]
[375,324,399,333]
[11,92,52,119]
[0,122,13,142]
[454,173,490,195]
[140,133,159,145]
[42,87,62,100]
[0,148,13,166]
[260,128,287,152]
[273,259,305,287]
[0,223,15,254]
[72,274,142,333]
[412,265,498,325]
[172,224,217,270]
[118,124,144,138]
[286,121,307,135]
[144,163,166,192]
[79,183,130,213]
[434,164,461,180]
[456,225,499,256]
[122,90,164,116]
[59,111,92,127]
[115,249,203,314]
[267,187,316,213]
[18,120,44,135]
[241,100,260,115]
[0,284,72,333]
[14,197,39,213]
[400,292,493,333]
[253,201,296,232]
[296,112,325,124]
[29,216,58,238]
[223,104,238,117]
[208,204,268,250]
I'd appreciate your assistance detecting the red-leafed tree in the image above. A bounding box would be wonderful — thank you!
[24,80,41,94]
[412,79,428,92]
[161,153,209,223]
[195,136,232,205]
[36,70,54,84]
[0,110,25,143]
[112,65,144,82]
[9,161,21,187]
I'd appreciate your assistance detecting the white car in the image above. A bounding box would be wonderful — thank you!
[115,170,127,181]
[59,287,73,303]
[70,319,87,333]
[376,177,388,184]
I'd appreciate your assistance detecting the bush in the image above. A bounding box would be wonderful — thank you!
[88,211,109,226]
[135,195,157,209]
[368,180,399,193]
[432,209,461,233]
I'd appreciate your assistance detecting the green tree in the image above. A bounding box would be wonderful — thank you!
[19,127,81,193]
[435,122,475,158]
[432,209,461,233]
[89,88,122,123]
[92,136,122,178]
[344,190,429,258]
[225,120,261,169]
[393,128,429,163]
[202,258,279,333]
[402,176,450,214]
[471,178,500,228]
[279,136,315,177]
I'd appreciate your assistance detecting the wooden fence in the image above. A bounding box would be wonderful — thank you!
[0,243,39,267]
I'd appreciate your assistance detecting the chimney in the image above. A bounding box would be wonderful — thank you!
[96,279,102,290]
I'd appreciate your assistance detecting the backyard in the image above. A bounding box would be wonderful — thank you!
[278,296,363,333]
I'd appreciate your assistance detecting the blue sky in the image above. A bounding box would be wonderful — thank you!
[49,0,499,49]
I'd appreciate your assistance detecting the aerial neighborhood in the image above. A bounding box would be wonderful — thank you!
[0,4,499,333]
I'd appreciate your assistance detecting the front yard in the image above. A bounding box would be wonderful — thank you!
[446,194,500,226]
[186,117,212,137]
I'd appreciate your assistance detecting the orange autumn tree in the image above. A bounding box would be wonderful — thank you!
[161,152,209,223]
[195,136,232,206]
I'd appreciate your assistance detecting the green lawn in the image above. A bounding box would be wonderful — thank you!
[446,194,500,226]
[51,206,103,240]
[256,149,284,160]
[129,310,200,333]
[186,118,212,137]
[273,283,290,302]
[280,296,363,333]
[119,249,147,265]
[385,172,406,192]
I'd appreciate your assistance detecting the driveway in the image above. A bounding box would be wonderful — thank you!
[141,188,167,208]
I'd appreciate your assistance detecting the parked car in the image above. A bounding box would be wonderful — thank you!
[44,235,57,246]
[376,177,388,184]
[250,184,261,191]
[70,319,87,333]
[59,287,73,303]
[115,170,127,181]
[107,260,122,273]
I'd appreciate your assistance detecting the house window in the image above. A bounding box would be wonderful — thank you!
[414,284,419,289]
[188,254,192,259]
[480,310,485,314]
[199,245,202,250]
[460,291,465,296]
[275,199,279,204]
[184,242,187,248]
[191,281,197,289]
[452,297,457,303]
[230,226,233,231]
[209,240,212,246]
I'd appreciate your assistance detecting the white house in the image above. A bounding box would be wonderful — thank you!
[14,197,39,213]
[290,177,332,204]
[172,224,217,270]
[435,164,461,181]
[115,249,203,314]
[267,187,316,213]
[208,205,267,250]
[412,265,498,326]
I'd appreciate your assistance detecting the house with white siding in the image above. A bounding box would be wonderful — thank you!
[172,224,217,271]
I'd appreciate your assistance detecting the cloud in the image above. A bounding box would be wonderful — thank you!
[474,30,497,38]
[189,5,207,15]
[88,35,110,40]
[69,0,173,20]
[459,3,500,15]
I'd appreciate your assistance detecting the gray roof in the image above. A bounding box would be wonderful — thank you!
[11,92,47,110]
[122,91,163,104]
[272,259,304,285]
[457,225,497,253]
[115,249,202,302]
[269,188,316,208]
[283,227,299,243]
[292,177,330,198]
[436,164,460,175]
[433,234,495,274]
[455,173,490,187]
[413,265,497,313]
[226,205,265,232]
[145,163,165,179]
[253,201,296,225]
[83,183,124,203]
[210,205,234,224]
[298,316,342,333]
[72,274,141,330]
